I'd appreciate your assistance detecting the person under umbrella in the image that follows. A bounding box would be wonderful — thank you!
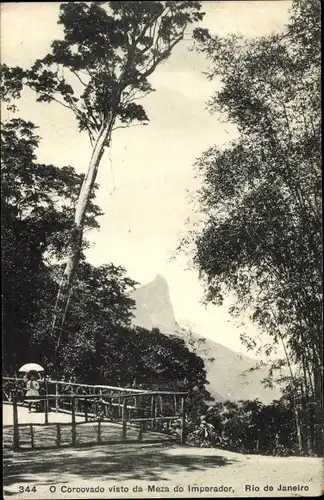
[24,370,40,413]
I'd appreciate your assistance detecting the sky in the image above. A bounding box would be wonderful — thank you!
[1,1,292,357]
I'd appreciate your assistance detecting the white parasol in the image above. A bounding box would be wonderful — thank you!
[18,363,45,373]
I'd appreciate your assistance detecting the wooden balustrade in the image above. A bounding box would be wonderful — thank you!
[3,377,187,451]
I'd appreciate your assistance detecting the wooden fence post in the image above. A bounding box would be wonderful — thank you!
[159,396,163,416]
[154,397,159,431]
[13,395,19,451]
[44,375,49,424]
[180,395,186,445]
[30,424,35,449]
[109,396,112,418]
[93,387,97,417]
[104,397,108,418]
[121,397,127,440]
[84,398,88,422]
[173,394,177,415]
[55,383,59,412]
[71,398,77,445]
[76,390,79,414]
[99,388,103,419]
[44,397,49,425]
[150,395,155,431]
[70,384,73,413]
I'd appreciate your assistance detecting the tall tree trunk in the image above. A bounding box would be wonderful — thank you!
[278,332,303,453]
[52,113,115,340]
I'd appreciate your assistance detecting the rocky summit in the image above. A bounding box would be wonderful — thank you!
[131,274,179,333]
[130,275,282,404]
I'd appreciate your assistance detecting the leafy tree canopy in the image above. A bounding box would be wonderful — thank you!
[1,118,101,369]
[1,1,204,138]
[187,0,321,366]
[1,1,206,332]
[184,0,321,453]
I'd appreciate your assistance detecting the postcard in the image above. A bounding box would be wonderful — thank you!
[2,1,323,498]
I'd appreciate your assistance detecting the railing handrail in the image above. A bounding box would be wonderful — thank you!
[3,377,188,396]
[4,376,188,449]
[51,380,152,393]
[3,376,147,393]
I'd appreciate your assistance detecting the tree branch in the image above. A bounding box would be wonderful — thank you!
[25,82,73,111]
[70,68,88,88]
[139,31,185,80]
[112,122,146,132]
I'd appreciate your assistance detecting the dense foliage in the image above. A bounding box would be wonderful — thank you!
[184,0,322,454]
[1,118,101,370]
[186,395,308,457]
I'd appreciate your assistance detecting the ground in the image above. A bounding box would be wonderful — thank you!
[3,403,85,425]
[3,405,323,499]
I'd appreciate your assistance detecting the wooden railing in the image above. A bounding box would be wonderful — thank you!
[3,377,187,450]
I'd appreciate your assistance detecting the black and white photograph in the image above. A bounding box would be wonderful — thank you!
[1,1,322,498]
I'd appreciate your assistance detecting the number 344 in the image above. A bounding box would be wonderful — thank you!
[19,486,37,493]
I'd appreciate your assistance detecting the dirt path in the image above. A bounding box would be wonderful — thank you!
[3,440,323,499]
[3,403,85,425]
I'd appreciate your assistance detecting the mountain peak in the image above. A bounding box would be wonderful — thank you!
[152,274,169,288]
[130,275,282,404]
[130,274,178,334]
[154,273,166,281]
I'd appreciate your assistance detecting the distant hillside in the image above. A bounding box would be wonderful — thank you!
[130,275,282,404]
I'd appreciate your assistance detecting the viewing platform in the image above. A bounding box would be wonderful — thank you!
[3,377,187,451]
